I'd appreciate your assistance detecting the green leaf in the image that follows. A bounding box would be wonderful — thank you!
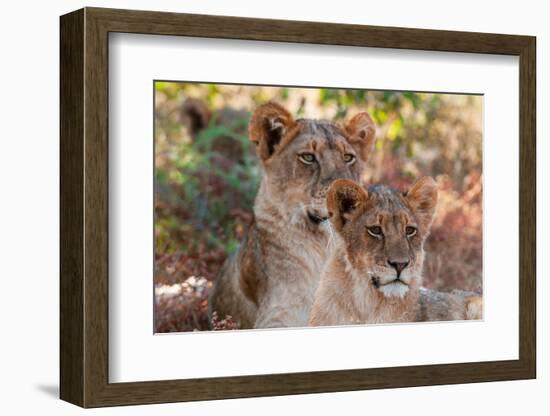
[387,117,403,141]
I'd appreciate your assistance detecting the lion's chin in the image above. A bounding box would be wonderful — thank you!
[379,281,409,299]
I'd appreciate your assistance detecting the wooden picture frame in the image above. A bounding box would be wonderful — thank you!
[60,7,536,408]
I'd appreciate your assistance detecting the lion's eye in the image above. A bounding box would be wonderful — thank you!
[343,153,356,164]
[299,153,316,164]
[406,226,417,238]
[367,226,383,238]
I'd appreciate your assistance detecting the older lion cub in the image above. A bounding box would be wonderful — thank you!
[209,102,376,329]
[309,178,482,326]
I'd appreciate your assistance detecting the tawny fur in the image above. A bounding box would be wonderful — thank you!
[209,102,377,329]
[309,178,482,326]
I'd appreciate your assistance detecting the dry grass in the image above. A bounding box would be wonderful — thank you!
[423,173,482,292]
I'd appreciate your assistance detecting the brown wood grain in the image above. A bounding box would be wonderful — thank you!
[518,38,536,375]
[59,8,84,407]
[60,7,536,408]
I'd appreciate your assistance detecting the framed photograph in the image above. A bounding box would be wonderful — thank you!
[60,7,536,408]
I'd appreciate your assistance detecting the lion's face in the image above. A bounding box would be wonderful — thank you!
[327,177,438,298]
[248,102,376,227]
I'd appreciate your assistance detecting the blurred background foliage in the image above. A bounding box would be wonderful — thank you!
[154,82,483,332]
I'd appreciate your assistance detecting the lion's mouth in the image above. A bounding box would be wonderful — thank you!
[371,276,409,289]
[307,211,329,225]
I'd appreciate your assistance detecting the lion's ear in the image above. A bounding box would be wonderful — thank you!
[327,179,368,231]
[180,98,211,138]
[405,176,438,230]
[344,112,376,161]
[249,102,295,161]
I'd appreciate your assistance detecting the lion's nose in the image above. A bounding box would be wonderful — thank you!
[388,260,410,276]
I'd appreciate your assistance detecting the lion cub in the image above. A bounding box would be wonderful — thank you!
[309,178,482,326]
